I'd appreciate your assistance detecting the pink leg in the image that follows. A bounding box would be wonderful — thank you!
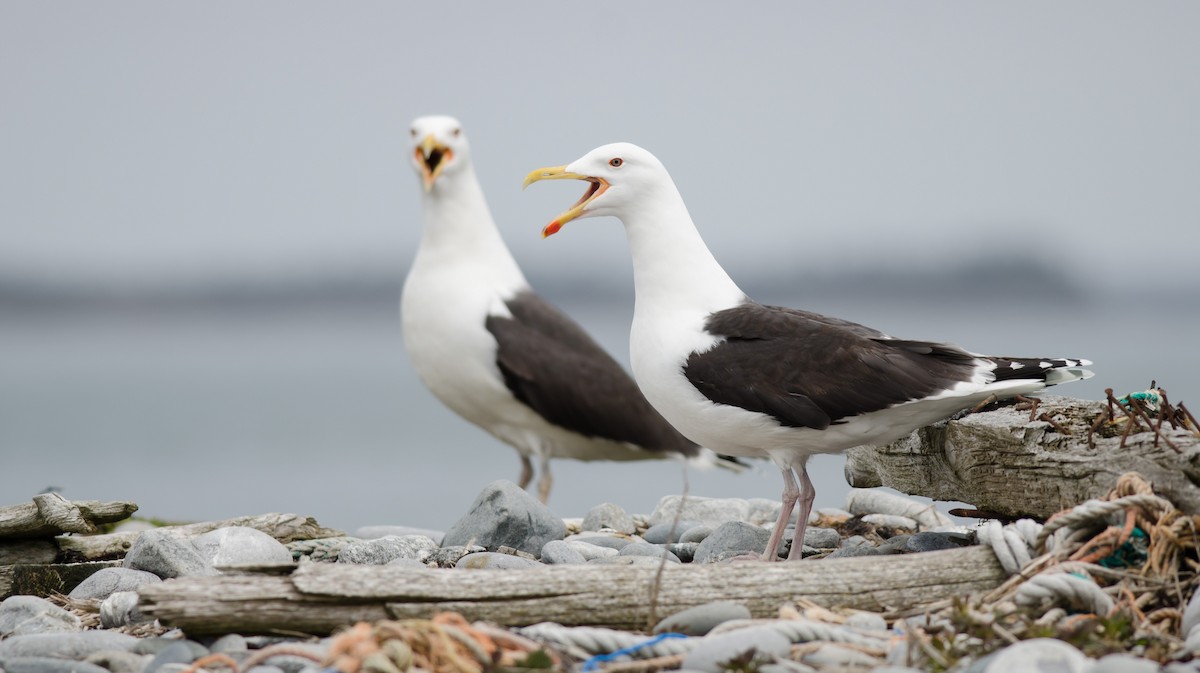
[762,467,800,562]
[517,455,534,490]
[786,466,816,561]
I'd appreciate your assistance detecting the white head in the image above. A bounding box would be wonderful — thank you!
[409,115,471,192]
[523,142,672,237]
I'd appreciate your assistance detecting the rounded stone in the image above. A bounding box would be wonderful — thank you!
[801,527,841,549]
[679,525,713,544]
[208,634,248,654]
[861,513,919,530]
[649,496,751,529]
[642,520,702,544]
[981,638,1088,673]
[618,543,681,563]
[0,632,140,660]
[582,503,637,535]
[802,643,881,669]
[84,650,152,673]
[192,527,294,568]
[693,522,771,563]
[68,567,162,601]
[336,535,438,565]
[123,529,217,579]
[454,552,543,569]
[143,641,208,673]
[1088,654,1160,673]
[680,626,791,673]
[563,534,637,550]
[586,556,666,566]
[540,540,586,565]
[441,480,566,556]
[564,541,619,561]
[904,532,968,554]
[653,601,752,636]
[0,657,112,673]
[845,612,888,632]
[386,558,430,569]
[99,591,144,629]
[0,596,80,637]
[877,534,913,555]
[826,545,882,559]
[355,526,445,546]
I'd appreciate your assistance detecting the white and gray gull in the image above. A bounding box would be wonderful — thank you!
[401,118,740,503]
[524,142,1093,559]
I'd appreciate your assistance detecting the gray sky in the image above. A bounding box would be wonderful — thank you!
[2,2,1198,288]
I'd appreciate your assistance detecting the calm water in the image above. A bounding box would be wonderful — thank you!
[1,292,1195,532]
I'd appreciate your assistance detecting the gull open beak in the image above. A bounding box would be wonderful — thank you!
[522,165,609,237]
[415,134,453,192]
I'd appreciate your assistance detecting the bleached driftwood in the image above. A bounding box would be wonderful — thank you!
[139,546,1006,635]
[57,513,344,561]
[845,396,1200,519]
[0,494,137,539]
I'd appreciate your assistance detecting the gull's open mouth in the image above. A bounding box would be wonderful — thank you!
[522,166,609,236]
[415,139,454,191]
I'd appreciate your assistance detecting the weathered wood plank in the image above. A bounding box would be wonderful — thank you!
[138,575,390,635]
[139,546,1006,634]
[0,495,138,539]
[1,561,121,599]
[0,539,59,566]
[57,513,343,561]
[845,396,1200,519]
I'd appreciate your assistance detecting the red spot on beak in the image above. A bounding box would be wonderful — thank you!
[542,221,563,238]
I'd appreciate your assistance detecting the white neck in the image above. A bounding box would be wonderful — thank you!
[621,181,745,321]
[415,162,526,287]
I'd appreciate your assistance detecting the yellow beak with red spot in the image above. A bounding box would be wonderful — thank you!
[523,165,609,237]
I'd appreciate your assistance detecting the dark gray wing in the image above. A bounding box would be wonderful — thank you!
[485,291,700,456]
[683,302,980,429]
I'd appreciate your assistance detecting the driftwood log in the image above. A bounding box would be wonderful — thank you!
[845,396,1200,519]
[1,561,121,599]
[139,546,1006,635]
[0,494,137,539]
[56,513,344,561]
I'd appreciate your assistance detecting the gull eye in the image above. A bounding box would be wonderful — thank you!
[452,128,461,137]
[609,158,623,167]
[410,129,417,137]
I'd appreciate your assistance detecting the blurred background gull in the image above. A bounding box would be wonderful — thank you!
[1,2,1197,530]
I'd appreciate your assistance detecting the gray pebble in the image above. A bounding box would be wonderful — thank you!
[540,540,586,565]
[980,638,1087,673]
[337,535,438,565]
[192,527,294,568]
[208,634,247,654]
[0,596,80,637]
[98,592,144,629]
[802,643,880,668]
[84,650,151,673]
[826,545,882,559]
[877,534,913,555]
[582,503,637,535]
[131,639,207,658]
[694,522,770,563]
[122,530,217,579]
[68,568,162,601]
[680,626,791,673]
[904,532,968,554]
[842,535,871,549]
[251,655,319,673]
[564,541,619,561]
[385,558,430,570]
[618,543,681,563]
[586,556,665,566]
[563,534,637,551]
[801,527,841,550]
[664,543,698,563]
[455,552,543,569]
[844,612,888,632]
[649,496,751,529]
[0,657,112,673]
[653,601,751,636]
[0,632,139,660]
[642,520,702,544]
[425,545,485,568]
[441,481,565,555]
[1087,653,1160,673]
[355,526,445,546]
[143,642,207,673]
[679,526,713,544]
